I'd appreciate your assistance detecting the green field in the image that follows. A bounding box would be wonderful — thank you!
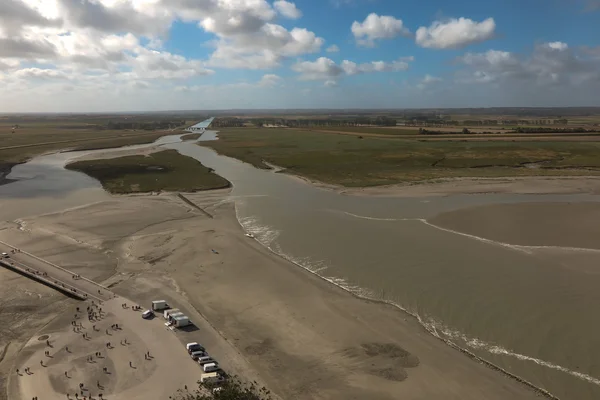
[300,126,421,135]
[66,150,230,194]
[0,124,179,164]
[203,128,600,187]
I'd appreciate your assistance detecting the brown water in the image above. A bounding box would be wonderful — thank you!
[172,141,600,400]
[2,132,600,399]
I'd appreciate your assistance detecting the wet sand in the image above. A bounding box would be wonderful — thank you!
[279,168,600,198]
[0,191,541,400]
[0,194,262,400]
[428,202,600,250]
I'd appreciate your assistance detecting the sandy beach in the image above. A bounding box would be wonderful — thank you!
[288,173,600,197]
[0,186,544,400]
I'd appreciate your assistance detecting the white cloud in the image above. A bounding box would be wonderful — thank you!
[326,44,339,53]
[324,80,338,87]
[417,74,442,89]
[206,25,323,69]
[129,47,214,79]
[0,0,324,102]
[422,74,442,84]
[292,57,344,80]
[352,13,410,47]
[341,59,409,75]
[130,80,150,89]
[175,74,282,92]
[258,73,282,87]
[14,67,69,80]
[292,56,413,82]
[546,41,568,51]
[416,17,496,49]
[456,42,600,87]
[273,0,302,19]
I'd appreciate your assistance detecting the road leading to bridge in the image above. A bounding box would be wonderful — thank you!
[0,240,114,302]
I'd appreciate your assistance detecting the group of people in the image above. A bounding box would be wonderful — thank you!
[21,297,159,400]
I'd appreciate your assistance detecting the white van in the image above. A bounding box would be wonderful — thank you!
[203,363,220,373]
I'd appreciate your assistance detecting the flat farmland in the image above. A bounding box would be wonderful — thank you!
[203,127,600,187]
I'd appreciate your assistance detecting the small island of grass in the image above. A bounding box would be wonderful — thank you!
[66,150,229,194]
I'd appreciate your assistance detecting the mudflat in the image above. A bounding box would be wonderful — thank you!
[428,202,600,250]
[0,190,540,400]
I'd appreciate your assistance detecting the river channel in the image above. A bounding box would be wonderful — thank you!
[1,131,599,399]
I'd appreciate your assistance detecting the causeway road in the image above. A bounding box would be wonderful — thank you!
[0,240,113,302]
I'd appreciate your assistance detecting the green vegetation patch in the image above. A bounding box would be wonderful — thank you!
[0,127,173,164]
[203,128,600,187]
[66,150,230,194]
[303,126,421,135]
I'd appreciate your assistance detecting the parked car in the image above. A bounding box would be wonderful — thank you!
[186,342,205,354]
[191,351,208,360]
[1,252,9,258]
[142,310,154,319]
[197,357,215,366]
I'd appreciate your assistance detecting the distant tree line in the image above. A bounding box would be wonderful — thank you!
[212,118,245,127]
[105,120,186,130]
[212,116,398,128]
[405,118,569,126]
[419,128,480,135]
[513,127,594,133]
[419,127,596,135]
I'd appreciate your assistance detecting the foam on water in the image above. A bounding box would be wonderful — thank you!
[235,205,600,398]
[337,210,600,254]
[428,319,600,386]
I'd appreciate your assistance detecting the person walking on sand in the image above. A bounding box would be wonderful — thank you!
[129,361,132,368]
[16,368,19,375]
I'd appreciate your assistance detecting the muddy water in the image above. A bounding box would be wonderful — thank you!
[171,140,600,400]
[1,131,600,399]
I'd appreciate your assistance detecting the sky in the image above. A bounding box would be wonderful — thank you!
[0,0,599,112]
